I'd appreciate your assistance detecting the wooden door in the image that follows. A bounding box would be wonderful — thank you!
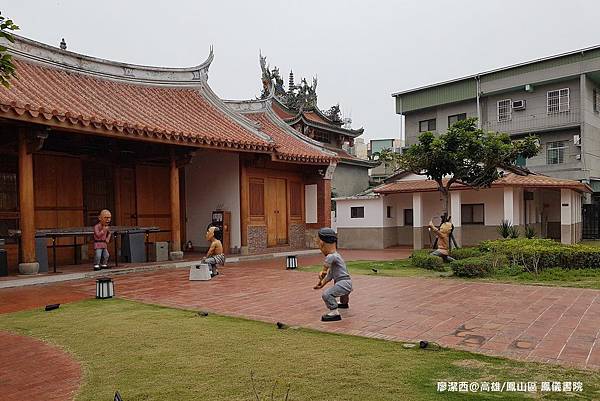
[118,168,137,226]
[265,178,287,246]
[83,164,114,226]
[135,165,171,242]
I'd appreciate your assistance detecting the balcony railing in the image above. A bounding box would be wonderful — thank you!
[482,109,580,135]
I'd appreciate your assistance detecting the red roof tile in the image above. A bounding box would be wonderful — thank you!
[0,60,274,151]
[304,111,330,124]
[375,173,591,194]
[271,102,296,120]
[244,111,336,163]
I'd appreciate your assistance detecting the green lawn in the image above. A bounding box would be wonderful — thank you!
[299,259,452,278]
[1,300,599,400]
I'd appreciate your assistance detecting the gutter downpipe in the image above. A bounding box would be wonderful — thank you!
[476,75,481,129]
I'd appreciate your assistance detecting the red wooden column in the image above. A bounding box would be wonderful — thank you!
[18,129,39,274]
[169,151,183,259]
[321,178,332,228]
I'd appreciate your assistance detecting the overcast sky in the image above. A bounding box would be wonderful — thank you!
[4,1,600,141]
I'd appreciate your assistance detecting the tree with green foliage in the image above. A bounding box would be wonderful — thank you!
[370,147,400,173]
[398,118,539,216]
[0,11,19,88]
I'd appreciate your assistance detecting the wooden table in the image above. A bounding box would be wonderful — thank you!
[9,226,160,272]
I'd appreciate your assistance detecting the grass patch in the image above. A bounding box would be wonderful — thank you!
[0,299,599,400]
[299,259,452,278]
[483,266,600,289]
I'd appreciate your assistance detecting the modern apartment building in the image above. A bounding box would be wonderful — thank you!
[393,46,600,202]
[368,138,405,183]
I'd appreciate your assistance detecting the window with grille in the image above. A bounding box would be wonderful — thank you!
[350,206,364,218]
[461,204,484,225]
[404,209,413,226]
[497,99,512,122]
[249,178,264,216]
[547,141,567,165]
[0,166,18,240]
[419,119,436,132]
[448,113,467,127]
[312,131,330,143]
[290,182,302,217]
[547,88,570,113]
[595,89,600,113]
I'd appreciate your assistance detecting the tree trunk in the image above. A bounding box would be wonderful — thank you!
[437,183,450,220]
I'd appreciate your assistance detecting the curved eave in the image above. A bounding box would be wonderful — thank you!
[285,114,364,137]
[339,157,379,168]
[6,34,215,87]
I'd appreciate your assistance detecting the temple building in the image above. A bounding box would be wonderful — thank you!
[0,35,336,274]
[256,54,376,198]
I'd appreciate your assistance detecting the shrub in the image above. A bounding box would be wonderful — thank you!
[478,238,600,272]
[498,220,513,239]
[508,225,520,239]
[451,255,500,277]
[450,247,481,260]
[410,250,445,271]
[525,226,536,239]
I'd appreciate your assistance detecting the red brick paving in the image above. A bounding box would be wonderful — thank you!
[0,331,81,401]
[1,246,599,401]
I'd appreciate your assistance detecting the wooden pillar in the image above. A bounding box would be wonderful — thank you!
[18,130,38,272]
[170,152,182,256]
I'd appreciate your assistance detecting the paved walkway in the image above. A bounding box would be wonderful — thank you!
[1,247,599,400]
[0,331,81,401]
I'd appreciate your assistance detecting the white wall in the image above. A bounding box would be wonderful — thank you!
[460,188,504,225]
[305,184,318,224]
[384,193,413,226]
[336,198,383,228]
[185,150,241,249]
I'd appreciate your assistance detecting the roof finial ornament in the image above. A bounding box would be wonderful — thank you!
[59,38,67,50]
[288,70,295,90]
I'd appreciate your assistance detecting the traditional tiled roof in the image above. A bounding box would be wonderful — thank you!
[225,99,337,164]
[375,173,591,194]
[285,113,364,137]
[0,36,276,152]
[271,101,297,120]
[271,98,364,138]
[320,143,378,168]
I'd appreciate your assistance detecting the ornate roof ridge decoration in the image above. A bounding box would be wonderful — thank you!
[225,97,338,164]
[6,34,214,87]
[271,96,341,125]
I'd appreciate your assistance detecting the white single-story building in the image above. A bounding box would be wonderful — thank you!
[335,171,591,249]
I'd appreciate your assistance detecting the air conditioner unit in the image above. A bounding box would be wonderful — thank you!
[512,100,526,110]
[573,134,581,146]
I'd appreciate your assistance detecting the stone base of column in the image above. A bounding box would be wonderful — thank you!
[451,226,462,249]
[169,251,184,261]
[18,262,39,275]
[413,227,423,250]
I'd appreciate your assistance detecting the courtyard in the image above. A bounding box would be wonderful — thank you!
[1,251,600,400]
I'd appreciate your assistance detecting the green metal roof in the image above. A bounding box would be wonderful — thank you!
[394,45,600,114]
[396,79,477,113]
